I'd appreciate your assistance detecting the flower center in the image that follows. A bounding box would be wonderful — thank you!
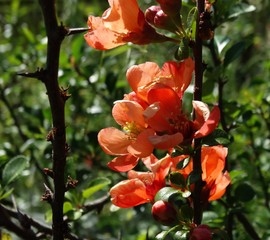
[123,121,142,138]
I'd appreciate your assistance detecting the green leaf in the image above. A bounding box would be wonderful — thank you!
[224,41,246,67]
[0,188,14,200]
[176,157,190,170]
[228,3,256,19]
[179,205,193,222]
[63,201,73,214]
[82,177,111,199]
[234,183,255,202]
[186,169,202,186]
[154,187,180,203]
[202,129,231,146]
[169,172,186,189]
[2,155,29,186]
[1,232,12,240]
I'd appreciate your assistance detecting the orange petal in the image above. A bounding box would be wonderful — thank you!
[201,146,228,182]
[108,154,139,172]
[146,86,181,132]
[84,27,125,50]
[112,100,146,128]
[127,62,161,100]
[148,133,183,149]
[128,129,155,157]
[193,104,220,138]
[104,0,143,31]
[161,58,194,97]
[110,179,150,208]
[128,170,155,185]
[209,171,231,201]
[98,128,130,155]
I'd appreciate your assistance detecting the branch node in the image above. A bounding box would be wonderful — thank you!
[46,127,57,142]
[65,176,78,191]
[43,168,54,179]
[59,86,71,102]
[41,184,53,203]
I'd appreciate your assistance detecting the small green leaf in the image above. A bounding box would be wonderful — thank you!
[228,3,256,19]
[169,172,186,189]
[0,188,14,200]
[154,187,180,202]
[234,183,255,202]
[63,202,73,214]
[176,157,190,170]
[187,170,202,186]
[1,232,12,240]
[224,41,246,67]
[202,129,231,146]
[82,177,111,199]
[179,205,193,222]
[2,155,29,186]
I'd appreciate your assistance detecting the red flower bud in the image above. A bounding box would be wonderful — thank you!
[152,200,177,225]
[145,6,178,32]
[145,5,162,25]
[156,0,182,18]
[189,224,212,240]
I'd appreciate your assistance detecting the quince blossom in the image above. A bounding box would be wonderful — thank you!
[172,145,231,201]
[144,84,220,149]
[127,58,194,100]
[98,100,155,172]
[84,0,172,50]
[110,155,171,207]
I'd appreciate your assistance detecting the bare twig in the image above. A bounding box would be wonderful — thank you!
[191,0,205,225]
[38,0,68,239]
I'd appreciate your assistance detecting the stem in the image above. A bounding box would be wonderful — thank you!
[38,0,67,239]
[192,0,204,225]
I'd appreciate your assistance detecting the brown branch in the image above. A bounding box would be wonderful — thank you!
[236,213,261,240]
[191,0,205,225]
[38,0,68,239]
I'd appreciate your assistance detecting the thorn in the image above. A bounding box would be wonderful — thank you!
[17,67,46,81]
[59,86,71,102]
[41,184,53,203]
[66,27,89,36]
[43,168,54,178]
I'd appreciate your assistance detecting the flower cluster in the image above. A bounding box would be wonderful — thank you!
[85,0,230,238]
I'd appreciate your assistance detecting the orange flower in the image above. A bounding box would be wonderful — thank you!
[98,100,155,172]
[143,85,220,148]
[84,0,171,50]
[126,58,194,100]
[172,146,231,201]
[110,155,171,208]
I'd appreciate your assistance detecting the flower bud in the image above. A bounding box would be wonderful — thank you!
[145,6,177,32]
[152,200,177,225]
[156,0,182,18]
[145,5,162,25]
[189,224,212,240]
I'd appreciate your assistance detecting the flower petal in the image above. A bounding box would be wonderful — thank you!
[127,62,161,100]
[98,127,130,155]
[107,154,139,172]
[146,86,182,132]
[193,103,220,138]
[161,58,194,97]
[201,145,228,182]
[110,179,150,208]
[148,133,183,149]
[112,100,146,128]
[128,129,155,157]
[209,171,231,201]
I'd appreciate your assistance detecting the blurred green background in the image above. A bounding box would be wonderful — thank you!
[0,0,270,239]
